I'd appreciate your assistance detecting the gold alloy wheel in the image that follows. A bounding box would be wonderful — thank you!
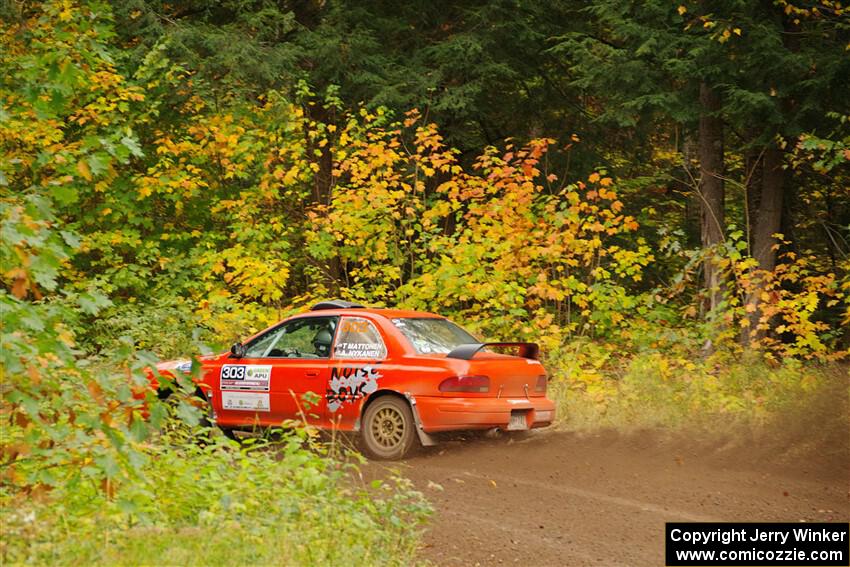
[371,406,405,448]
[361,396,416,459]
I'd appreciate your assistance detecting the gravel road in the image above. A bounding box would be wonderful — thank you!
[369,428,849,566]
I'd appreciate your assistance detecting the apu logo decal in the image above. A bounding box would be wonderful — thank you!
[220,365,272,392]
[326,366,381,412]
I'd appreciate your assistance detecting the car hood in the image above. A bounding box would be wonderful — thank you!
[155,353,219,373]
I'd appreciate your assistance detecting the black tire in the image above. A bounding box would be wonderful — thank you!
[219,427,238,441]
[196,391,238,442]
[361,396,417,460]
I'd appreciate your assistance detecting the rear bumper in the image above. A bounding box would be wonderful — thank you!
[414,395,556,432]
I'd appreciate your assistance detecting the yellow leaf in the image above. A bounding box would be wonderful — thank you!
[77,160,92,181]
[677,5,687,15]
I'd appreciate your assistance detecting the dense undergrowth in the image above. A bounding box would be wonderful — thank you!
[2,430,428,565]
[1,423,429,566]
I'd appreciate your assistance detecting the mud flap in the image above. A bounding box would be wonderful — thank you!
[403,392,438,447]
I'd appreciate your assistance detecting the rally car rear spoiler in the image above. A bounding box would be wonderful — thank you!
[446,342,540,360]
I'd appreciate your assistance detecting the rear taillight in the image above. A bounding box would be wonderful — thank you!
[535,374,547,393]
[439,375,490,393]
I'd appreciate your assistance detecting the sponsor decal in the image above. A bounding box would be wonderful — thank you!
[326,365,381,412]
[334,342,385,359]
[221,392,270,412]
[220,364,271,391]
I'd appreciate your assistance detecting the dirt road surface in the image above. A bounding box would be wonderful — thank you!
[369,429,849,566]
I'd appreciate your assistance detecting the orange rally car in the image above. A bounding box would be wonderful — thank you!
[155,300,555,459]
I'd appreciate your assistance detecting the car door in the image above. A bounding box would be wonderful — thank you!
[326,316,388,430]
[217,316,337,427]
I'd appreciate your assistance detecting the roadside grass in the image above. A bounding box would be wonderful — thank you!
[0,427,430,566]
[548,348,849,440]
[47,501,424,567]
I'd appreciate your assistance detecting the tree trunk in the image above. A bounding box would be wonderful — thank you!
[744,142,785,339]
[752,143,785,273]
[697,81,725,315]
[743,143,763,251]
[742,5,798,344]
[304,102,341,285]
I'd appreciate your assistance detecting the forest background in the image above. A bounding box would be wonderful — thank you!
[1,0,848,564]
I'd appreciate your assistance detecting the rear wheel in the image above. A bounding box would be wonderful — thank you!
[361,397,417,460]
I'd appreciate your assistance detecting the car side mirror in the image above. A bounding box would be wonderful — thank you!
[230,342,245,358]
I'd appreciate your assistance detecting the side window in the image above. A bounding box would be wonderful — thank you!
[334,317,387,359]
[243,326,286,358]
[244,317,338,359]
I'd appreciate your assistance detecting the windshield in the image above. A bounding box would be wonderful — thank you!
[392,317,479,354]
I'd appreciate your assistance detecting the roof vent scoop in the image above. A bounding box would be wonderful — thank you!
[310,299,366,311]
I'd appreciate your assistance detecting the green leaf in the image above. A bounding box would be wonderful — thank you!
[78,295,103,315]
[129,417,148,442]
[59,230,80,248]
[87,153,110,177]
[50,184,78,205]
[121,136,144,158]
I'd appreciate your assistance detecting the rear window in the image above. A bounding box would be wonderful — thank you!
[334,317,387,359]
[392,318,479,354]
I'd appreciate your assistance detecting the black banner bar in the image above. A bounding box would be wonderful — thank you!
[666,522,849,566]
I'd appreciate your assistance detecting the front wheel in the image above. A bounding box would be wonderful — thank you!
[361,397,417,460]
[196,390,238,442]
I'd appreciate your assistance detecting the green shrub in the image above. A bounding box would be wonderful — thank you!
[1,426,430,566]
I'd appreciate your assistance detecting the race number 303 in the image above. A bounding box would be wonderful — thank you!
[221,365,247,380]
